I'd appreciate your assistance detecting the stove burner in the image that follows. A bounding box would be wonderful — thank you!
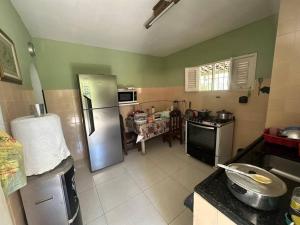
[188,115,234,127]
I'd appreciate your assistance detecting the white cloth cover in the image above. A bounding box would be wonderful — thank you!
[11,114,70,176]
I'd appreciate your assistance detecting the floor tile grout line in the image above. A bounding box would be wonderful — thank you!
[94,173,144,215]
[141,150,193,193]
[140,174,190,224]
[167,171,192,193]
[78,141,195,225]
[142,188,169,225]
[124,151,175,224]
[78,182,106,223]
[97,188,143,214]
[130,145,194,223]
[100,192,149,224]
[125,162,169,192]
[85,214,107,225]
[144,150,191,176]
[93,177,107,220]
[167,208,189,225]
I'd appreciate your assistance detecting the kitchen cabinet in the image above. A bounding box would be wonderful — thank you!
[193,193,236,225]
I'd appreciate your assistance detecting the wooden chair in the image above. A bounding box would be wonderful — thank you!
[163,109,183,147]
[119,114,139,155]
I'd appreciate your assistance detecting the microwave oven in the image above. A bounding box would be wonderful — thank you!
[118,89,138,105]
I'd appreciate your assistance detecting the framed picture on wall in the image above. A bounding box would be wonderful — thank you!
[0,29,22,84]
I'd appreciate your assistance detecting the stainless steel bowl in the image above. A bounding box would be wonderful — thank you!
[225,163,287,211]
[280,127,300,140]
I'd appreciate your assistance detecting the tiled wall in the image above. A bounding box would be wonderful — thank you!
[184,79,271,153]
[140,80,270,154]
[266,0,300,127]
[46,79,270,161]
[43,89,175,161]
[0,82,34,131]
[0,81,35,225]
[43,90,87,161]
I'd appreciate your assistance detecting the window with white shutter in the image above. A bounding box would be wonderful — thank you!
[184,53,256,92]
[185,67,199,92]
[185,60,231,92]
[231,53,257,90]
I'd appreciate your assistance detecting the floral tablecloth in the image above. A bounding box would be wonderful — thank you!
[135,119,169,141]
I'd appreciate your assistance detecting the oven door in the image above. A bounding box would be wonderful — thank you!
[187,122,216,166]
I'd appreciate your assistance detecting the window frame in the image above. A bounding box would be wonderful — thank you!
[184,52,258,93]
[198,58,232,92]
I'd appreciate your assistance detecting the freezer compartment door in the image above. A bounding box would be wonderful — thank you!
[83,107,123,172]
[78,74,118,109]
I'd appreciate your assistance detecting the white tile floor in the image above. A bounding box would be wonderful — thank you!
[75,138,215,225]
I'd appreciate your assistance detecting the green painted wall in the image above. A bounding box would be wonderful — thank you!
[0,0,33,88]
[164,15,278,86]
[33,39,164,89]
[33,15,277,90]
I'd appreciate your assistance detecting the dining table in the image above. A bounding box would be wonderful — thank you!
[134,118,170,154]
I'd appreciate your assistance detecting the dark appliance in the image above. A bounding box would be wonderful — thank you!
[117,88,138,105]
[186,116,234,166]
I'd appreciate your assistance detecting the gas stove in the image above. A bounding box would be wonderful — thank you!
[188,116,234,128]
[186,115,235,166]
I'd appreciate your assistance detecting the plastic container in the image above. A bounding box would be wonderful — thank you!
[263,128,300,156]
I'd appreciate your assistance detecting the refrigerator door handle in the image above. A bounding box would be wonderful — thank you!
[83,95,93,109]
[87,109,95,136]
[83,95,95,136]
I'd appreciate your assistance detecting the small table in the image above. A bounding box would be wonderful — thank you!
[134,119,169,154]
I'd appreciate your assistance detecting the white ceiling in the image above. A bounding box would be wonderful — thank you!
[11,0,279,57]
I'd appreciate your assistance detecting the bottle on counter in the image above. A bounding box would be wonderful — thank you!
[290,187,300,225]
[151,106,155,114]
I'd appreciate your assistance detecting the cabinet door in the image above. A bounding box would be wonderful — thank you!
[193,193,236,225]
[193,193,218,225]
[218,212,236,225]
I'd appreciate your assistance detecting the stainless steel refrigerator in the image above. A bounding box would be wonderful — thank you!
[78,74,123,172]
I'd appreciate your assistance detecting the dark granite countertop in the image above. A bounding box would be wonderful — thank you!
[194,137,300,225]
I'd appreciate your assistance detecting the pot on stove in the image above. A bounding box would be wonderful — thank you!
[198,109,211,118]
[225,163,287,211]
[216,110,233,121]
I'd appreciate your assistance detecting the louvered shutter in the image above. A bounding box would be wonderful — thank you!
[231,53,257,90]
[185,67,199,92]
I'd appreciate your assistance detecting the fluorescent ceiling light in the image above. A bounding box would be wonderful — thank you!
[145,0,180,29]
